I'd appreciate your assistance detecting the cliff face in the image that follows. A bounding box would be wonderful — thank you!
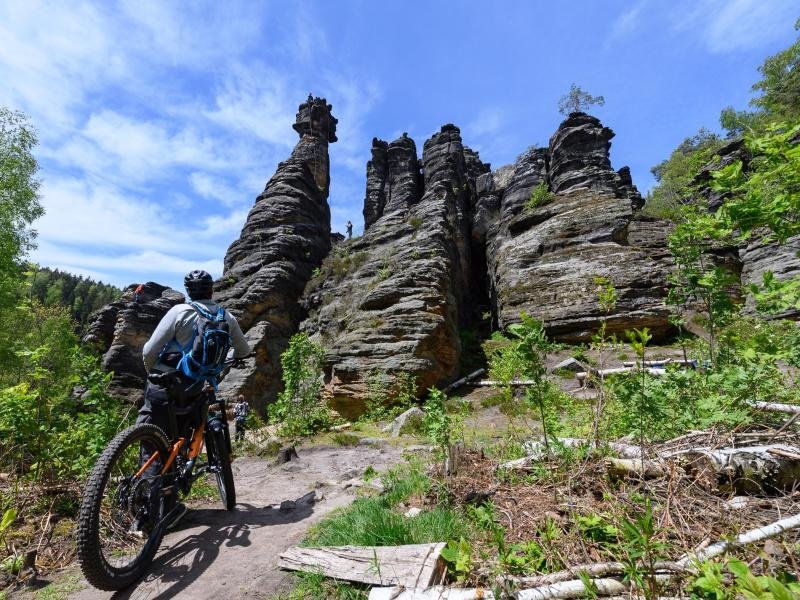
[487,113,671,342]
[82,282,184,403]
[212,97,337,405]
[300,126,488,417]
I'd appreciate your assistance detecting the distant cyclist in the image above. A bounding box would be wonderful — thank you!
[234,395,250,442]
[139,270,250,525]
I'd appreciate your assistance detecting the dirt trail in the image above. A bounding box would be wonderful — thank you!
[64,441,403,600]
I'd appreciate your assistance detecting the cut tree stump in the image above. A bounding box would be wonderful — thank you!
[278,543,446,588]
[369,587,495,599]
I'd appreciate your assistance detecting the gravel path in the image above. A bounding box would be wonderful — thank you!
[62,442,403,600]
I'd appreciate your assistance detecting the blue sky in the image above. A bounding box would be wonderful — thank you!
[1,0,797,292]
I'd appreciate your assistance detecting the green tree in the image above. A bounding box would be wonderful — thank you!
[719,18,800,135]
[643,129,723,220]
[0,107,43,371]
[558,83,605,116]
[0,107,42,283]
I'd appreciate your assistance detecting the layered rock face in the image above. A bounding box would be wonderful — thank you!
[740,235,800,319]
[487,113,672,342]
[212,97,337,406]
[548,113,643,209]
[82,282,184,403]
[300,126,488,418]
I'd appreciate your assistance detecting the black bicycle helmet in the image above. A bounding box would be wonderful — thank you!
[184,269,214,300]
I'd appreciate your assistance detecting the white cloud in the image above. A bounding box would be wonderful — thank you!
[670,0,797,53]
[205,65,299,147]
[607,1,645,44]
[190,173,249,208]
[4,2,381,290]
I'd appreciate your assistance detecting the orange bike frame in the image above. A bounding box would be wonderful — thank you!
[133,422,206,478]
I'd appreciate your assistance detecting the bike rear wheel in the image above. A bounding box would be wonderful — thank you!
[77,423,173,591]
[206,427,236,511]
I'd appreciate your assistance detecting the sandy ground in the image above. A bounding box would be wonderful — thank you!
[53,442,403,600]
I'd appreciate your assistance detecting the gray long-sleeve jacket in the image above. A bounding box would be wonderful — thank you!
[142,300,250,373]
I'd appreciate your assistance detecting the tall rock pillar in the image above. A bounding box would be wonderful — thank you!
[214,96,337,407]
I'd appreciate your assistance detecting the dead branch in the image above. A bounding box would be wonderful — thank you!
[509,560,687,587]
[748,400,800,415]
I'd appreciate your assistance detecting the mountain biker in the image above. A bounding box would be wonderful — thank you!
[139,269,250,526]
[234,395,250,442]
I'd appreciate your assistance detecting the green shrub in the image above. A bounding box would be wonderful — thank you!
[524,181,553,211]
[268,333,331,436]
[363,370,417,421]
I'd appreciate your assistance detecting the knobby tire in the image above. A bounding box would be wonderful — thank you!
[207,427,236,510]
[77,423,172,591]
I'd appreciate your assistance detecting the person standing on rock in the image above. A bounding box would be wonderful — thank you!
[346,220,353,239]
[234,395,250,442]
[133,283,144,303]
[139,269,250,527]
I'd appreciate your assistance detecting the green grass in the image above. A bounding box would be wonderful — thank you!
[304,460,470,548]
[270,572,367,599]
[331,432,360,446]
[187,475,219,501]
[33,573,83,600]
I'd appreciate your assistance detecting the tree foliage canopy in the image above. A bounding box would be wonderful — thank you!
[0,107,42,281]
[557,83,605,116]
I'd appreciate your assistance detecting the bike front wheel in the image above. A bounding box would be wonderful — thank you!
[205,426,236,511]
[77,423,173,591]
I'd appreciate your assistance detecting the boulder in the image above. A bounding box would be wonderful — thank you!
[388,407,426,437]
[82,282,184,403]
[548,357,587,373]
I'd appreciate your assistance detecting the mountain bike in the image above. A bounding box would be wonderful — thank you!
[76,358,244,591]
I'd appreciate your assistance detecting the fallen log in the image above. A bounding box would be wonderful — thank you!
[443,369,486,393]
[499,438,642,470]
[678,511,800,566]
[369,587,495,599]
[747,400,800,415]
[516,512,800,599]
[576,367,666,384]
[604,457,666,479]
[516,576,656,599]
[278,543,445,588]
[621,358,696,368]
[511,560,686,587]
[674,443,800,494]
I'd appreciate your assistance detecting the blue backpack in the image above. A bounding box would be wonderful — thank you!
[176,302,232,388]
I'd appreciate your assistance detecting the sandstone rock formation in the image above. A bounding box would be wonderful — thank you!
[212,97,337,405]
[82,282,184,402]
[486,113,672,342]
[300,126,489,418]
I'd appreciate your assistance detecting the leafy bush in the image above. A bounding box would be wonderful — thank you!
[524,181,554,211]
[0,349,128,480]
[268,333,331,436]
[363,370,417,421]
